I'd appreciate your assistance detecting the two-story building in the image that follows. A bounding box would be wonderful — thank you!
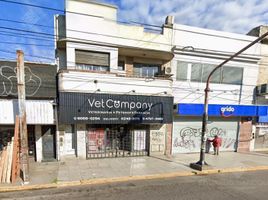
[171,24,265,154]
[55,0,174,159]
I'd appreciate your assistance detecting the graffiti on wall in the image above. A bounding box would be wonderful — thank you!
[173,126,237,152]
[0,61,57,98]
[0,65,42,96]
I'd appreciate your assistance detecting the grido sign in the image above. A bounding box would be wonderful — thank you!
[59,92,173,124]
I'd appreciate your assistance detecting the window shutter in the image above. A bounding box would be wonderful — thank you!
[75,50,109,66]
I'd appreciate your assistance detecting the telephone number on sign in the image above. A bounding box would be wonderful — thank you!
[73,117,100,120]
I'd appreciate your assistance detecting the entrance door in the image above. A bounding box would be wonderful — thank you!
[42,125,56,161]
[86,128,105,159]
[64,125,75,155]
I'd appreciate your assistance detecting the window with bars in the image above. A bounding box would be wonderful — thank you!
[75,50,110,71]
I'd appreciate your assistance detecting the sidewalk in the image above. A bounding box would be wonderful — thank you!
[1,152,268,191]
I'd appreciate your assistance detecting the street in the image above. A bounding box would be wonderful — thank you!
[1,170,268,200]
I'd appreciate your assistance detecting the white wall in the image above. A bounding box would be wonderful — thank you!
[0,100,55,124]
[173,24,260,55]
[35,125,42,162]
[58,70,172,96]
[64,1,172,53]
[76,124,86,158]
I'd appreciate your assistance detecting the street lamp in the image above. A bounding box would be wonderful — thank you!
[190,31,268,171]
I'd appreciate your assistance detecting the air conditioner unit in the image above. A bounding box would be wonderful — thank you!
[256,84,268,95]
[165,67,172,74]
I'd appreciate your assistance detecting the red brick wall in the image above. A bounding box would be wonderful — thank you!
[125,57,133,76]
[165,123,173,156]
[237,119,252,152]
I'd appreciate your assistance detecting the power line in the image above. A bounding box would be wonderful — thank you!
[0,49,55,61]
[0,0,162,29]
[0,17,267,61]
[2,25,267,66]
[0,32,53,42]
[0,25,173,48]
[2,0,259,43]
[0,41,53,47]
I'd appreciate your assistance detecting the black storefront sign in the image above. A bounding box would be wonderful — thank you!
[59,92,173,124]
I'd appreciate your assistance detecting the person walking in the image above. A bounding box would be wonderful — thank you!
[209,135,222,155]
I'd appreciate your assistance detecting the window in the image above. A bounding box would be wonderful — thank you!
[75,50,109,71]
[201,64,221,83]
[118,61,125,71]
[176,62,188,81]
[222,66,243,85]
[176,60,243,85]
[133,63,160,77]
[191,63,202,82]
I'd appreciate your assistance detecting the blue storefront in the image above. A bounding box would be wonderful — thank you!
[172,103,268,154]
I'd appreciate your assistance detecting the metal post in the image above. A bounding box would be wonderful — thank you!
[190,31,268,171]
[17,50,30,183]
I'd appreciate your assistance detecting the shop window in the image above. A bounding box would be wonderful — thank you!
[133,63,160,77]
[176,61,188,81]
[75,50,110,71]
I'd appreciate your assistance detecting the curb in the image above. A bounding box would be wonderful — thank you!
[1,166,268,192]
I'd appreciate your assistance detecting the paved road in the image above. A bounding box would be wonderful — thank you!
[1,170,268,200]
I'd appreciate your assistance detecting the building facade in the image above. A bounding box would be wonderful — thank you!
[171,24,263,154]
[248,25,268,151]
[55,0,174,159]
[0,61,57,162]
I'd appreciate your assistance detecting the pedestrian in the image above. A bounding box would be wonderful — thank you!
[208,135,222,155]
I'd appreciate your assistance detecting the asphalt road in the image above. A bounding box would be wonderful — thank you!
[1,170,268,200]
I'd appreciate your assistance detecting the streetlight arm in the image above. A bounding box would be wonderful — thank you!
[197,31,268,167]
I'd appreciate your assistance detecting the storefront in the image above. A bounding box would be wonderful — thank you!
[58,92,173,159]
[172,103,268,154]
[0,100,55,162]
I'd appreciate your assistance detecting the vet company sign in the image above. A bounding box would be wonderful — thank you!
[59,92,173,124]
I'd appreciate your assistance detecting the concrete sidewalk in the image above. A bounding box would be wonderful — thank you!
[1,152,268,191]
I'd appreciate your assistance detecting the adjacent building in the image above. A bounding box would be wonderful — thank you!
[171,24,265,154]
[0,60,57,162]
[248,25,268,151]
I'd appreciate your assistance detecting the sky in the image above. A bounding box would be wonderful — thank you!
[0,0,267,63]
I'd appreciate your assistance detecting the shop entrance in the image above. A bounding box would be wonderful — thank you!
[86,126,149,159]
[42,125,56,161]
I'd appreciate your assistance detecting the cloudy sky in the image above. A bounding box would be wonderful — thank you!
[0,0,267,62]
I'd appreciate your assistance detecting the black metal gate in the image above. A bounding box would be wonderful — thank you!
[86,128,149,159]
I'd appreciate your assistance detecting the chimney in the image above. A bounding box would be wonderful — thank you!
[165,16,174,28]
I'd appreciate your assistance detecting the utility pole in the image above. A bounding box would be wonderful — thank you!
[16,50,30,183]
[190,31,268,171]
